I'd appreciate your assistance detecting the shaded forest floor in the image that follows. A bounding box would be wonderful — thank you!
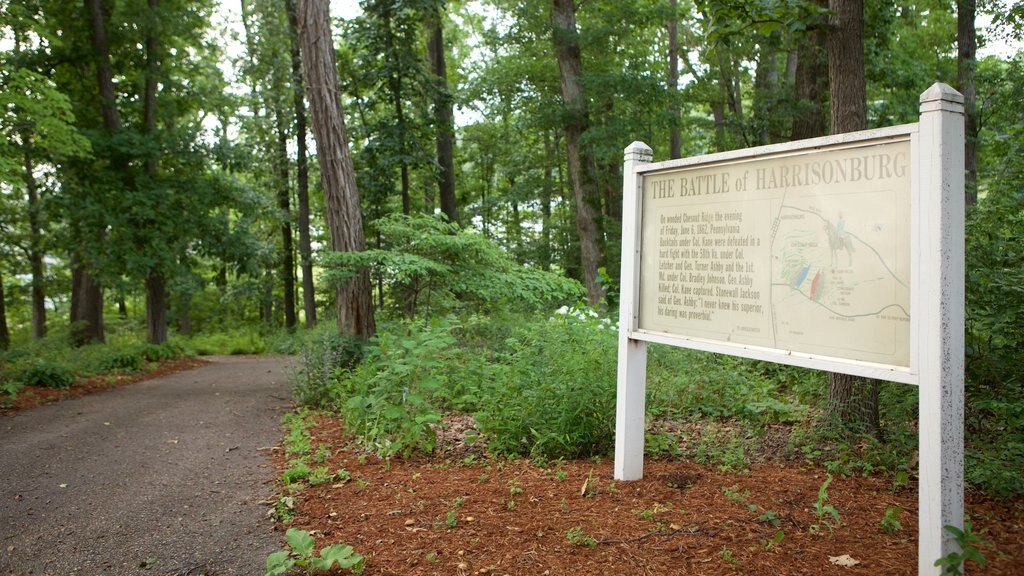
[275,415,1023,575]
[0,356,206,413]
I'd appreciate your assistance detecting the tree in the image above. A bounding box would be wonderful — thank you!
[958,0,978,206]
[286,0,317,327]
[298,0,375,338]
[825,0,879,436]
[551,0,604,306]
[426,2,458,223]
[667,0,682,159]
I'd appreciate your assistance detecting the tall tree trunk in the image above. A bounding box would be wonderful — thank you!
[827,0,867,133]
[551,0,604,306]
[0,271,9,350]
[792,0,829,141]
[826,0,879,437]
[145,272,167,345]
[142,0,167,345]
[21,133,47,339]
[276,109,297,331]
[540,131,554,270]
[76,0,116,346]
[298,0,375,339]
[427,4,458,223]
[753,37,779,145]
[667,0,682,159]
[286,0,317,328]
[957,0,978,206]
[380,5,411,215]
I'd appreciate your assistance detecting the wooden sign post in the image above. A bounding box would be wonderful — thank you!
[614,83,965,575]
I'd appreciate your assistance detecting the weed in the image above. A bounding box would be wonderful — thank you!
[308,466,336,487]
[445,510,458,527]
[762,529,785,550]
[273,497,296,523]
[811,474,840,534]
[313,445,331,463]
[721,485,750,504]
[17,361,74,389]
[555,469,567,481]
[720,546,737,566]
[265,527,363,575]
[633,502,670,522]
[880,505,903,534]
[282,460,311,485]
[757,509,781,527]
[934,519,988,575]
[566,526,597,548]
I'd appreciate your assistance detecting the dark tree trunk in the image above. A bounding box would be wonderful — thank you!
[145,272,167,345]
[753,37,779,145]
[178,292,192,336]
[143,0,166,345]
[276,109,297,331]
[540,131,554,270]
[21,133,47,339]
[286,0,317,327]
[262,265,274,325]
[668,0,682,159]
[827,0,867,133]
[75,0,117,346]
[826,0,879,437]
[551,0,604,306]
[792,0,829,141]
[0,271,9,350]
[70,262,104,345]
[427,5,458,224]
[298,0,375,339]
[957,0,978,206]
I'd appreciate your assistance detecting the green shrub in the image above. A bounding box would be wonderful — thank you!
[292,328,365,407]
[332,318,457,457]
[475,309,618,459]
[99,351,143,373]
[139,342,184,362]
[18,361,75,388]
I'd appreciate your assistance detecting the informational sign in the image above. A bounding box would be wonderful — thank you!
[617,83,967,576]
[636,139,912,369]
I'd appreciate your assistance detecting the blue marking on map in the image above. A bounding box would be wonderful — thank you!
[794,264,810,289]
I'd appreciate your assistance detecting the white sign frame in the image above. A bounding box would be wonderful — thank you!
[614,83,965,576]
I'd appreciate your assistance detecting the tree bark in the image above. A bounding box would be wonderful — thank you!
[21,132,47,339]
[142,0,168,345]
[827,0,867,133]
[0,271,9,350]
[792,0,829,141]
[145,271,167,345]
[76,0,116,346]
[298,0,375,339]
[540,131,554,271]
[825,0,879,437]
[286,0,317,327]
[667,0,682,159]
[275,109,297,331]
[427,4,458,224]
[957,0,978,206]
[551,0,604,306]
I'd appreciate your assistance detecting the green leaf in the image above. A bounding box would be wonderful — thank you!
[265,550,294,576]
[285,527,315,558]
[320,543,363,568]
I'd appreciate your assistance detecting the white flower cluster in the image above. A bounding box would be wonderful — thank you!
[552,306,615,330]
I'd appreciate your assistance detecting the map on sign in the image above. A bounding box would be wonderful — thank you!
[637,139,911,368]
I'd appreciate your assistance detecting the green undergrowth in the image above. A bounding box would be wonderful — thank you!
[0,326,188,404]
[290,306,1024,499]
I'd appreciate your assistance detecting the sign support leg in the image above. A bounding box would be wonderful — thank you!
[615,142,652,481]
[915,82,966,575]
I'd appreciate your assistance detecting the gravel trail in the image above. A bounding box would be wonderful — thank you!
[0,356,294,576]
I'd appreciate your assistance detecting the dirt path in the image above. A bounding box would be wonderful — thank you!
[0,356,294,576]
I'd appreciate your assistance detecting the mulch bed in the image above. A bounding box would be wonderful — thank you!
[274,415,1023,575]
[0,357,207,414]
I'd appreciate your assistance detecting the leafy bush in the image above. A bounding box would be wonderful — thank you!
[17,361,75,388]
[476,309,618,459]
[98,351,143,373]
[292,327,365,407]
[330,318,458,457]
[139,342,184,362]
[322,213,585,318]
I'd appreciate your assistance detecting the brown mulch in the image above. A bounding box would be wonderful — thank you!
[274,415,1023,575]
[0,356,207,413]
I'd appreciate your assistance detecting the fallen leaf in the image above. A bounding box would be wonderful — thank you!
[58,483,67,489]
[829,554,861,567]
